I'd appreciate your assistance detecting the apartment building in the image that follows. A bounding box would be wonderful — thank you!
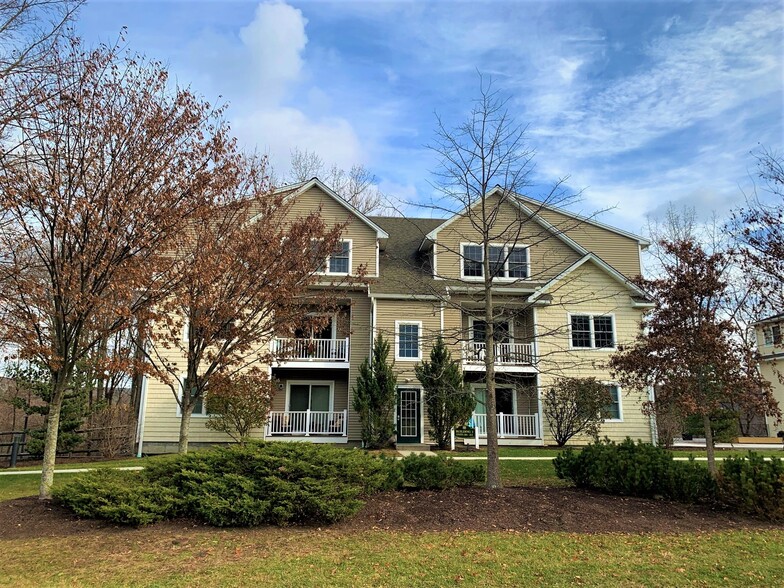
[136,179,656,452]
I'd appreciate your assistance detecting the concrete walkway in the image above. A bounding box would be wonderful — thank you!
[0,466,144,476]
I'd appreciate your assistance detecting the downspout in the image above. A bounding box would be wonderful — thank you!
[135,374,149,458]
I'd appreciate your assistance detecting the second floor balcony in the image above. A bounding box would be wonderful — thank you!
[270,337,350,368]
[462,341,536,372]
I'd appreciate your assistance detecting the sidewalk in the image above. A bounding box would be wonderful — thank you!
[0,466,144,476]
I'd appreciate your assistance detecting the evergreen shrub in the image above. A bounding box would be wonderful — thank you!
[717,452,784,521]
[553,438,715,503]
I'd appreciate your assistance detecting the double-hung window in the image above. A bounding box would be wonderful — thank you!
[763,323,782,346]
[603,384,622,420]
[396,321,421,360]
[326,241,351,274]
[461,244,529,279]
[570,314,615,349]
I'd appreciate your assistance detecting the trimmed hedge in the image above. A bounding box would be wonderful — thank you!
[553,438,715,503]
[554,438,784,521]
[55,442,483,527]
[400,453,485,490]
[717,452,784,521]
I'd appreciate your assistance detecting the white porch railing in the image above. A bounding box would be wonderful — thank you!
[270,338,349,362]
[266,409,348,436]
[463,341,534,366]
[472,412,540,438]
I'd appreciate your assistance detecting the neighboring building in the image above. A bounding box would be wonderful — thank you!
[753,313,784,437]
[136,179,656,453]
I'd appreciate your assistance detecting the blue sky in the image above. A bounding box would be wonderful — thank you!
[76,0,783,235]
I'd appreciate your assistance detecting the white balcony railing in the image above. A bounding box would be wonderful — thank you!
[472,412,540,438]
[463,341,534,366]
[266,409,348,436]
[270,338,349,362]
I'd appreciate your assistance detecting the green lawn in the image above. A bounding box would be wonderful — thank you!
[0,527,781,587]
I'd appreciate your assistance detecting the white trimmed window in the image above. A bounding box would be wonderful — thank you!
[460,243,530,279]
[396,321,422,360]
[326,240,351,274]
[763,323,782,346]
[603,384,622,421]
[570,314,615,349]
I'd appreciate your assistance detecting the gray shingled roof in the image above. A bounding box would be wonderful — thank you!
[369,216,444,295]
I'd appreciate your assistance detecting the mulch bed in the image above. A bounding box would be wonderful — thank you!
[1,486,779,541]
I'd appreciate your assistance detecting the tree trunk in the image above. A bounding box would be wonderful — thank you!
[178,404,192,454]
[484,246,501,489]
[703,414,716,475]
[39,380,66,500]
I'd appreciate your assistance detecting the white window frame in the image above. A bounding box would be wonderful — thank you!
[459,242,531,281]
[322,239,352,276]
[395,320,422,361]
[763,323,782,346]
[602,382,623,422]
[285,380,335,412]
[567,313,617,351]
[176,375,209,417]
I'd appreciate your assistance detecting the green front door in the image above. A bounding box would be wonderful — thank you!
[397,388,421,444]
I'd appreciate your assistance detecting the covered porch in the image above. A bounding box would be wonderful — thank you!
[465,374,543,445]
[265,368,350,443]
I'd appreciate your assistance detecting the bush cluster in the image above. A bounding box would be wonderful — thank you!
[717,452,784,521]
[554,438,784,521]
[400,453,485,490]
[55,442,483,527]
[553,438,715,503]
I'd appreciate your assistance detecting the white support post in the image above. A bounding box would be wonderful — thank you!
[343,409,348,436]
[305,409,311,436]
[450,428,455,451]
[474,413,480,449]
[499,413,505,438]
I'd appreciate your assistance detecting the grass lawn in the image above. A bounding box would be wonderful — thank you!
[0,527,781,587]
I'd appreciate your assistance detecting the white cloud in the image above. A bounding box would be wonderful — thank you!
[234,107,363,175]
[239,1,308,104]
[557,57,582,83]
[224,2,367,178]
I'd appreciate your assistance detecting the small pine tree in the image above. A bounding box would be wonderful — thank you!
[353,335,397,449]
[5,359,90,456]
[416,336,474,449]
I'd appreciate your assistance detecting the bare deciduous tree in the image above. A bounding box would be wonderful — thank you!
[286,147,385,214]
[732,147,784,316]
[0,37,233,498]
[423,75,594,488]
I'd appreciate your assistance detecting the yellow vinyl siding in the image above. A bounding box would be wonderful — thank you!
[346,292,372,441]
[434,194,582,282]
[374,298,443,443]
[759,358,783,436]
[535,262,652,444]
[534,207,642,278]
[284,186,378,276]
